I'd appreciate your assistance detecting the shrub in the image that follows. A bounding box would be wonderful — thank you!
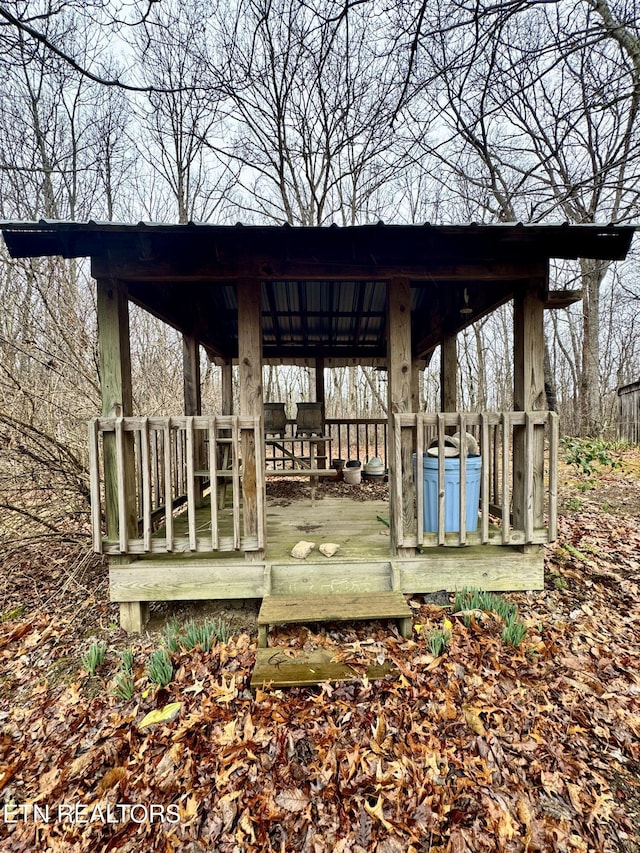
[501,617,527,649]
[81,642,107,676]
[561,437,621,479]
[147,649,173,687]
[113,671,135,700]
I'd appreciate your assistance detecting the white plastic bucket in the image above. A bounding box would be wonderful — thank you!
[343,466,362,485]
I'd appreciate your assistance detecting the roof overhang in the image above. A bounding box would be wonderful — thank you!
[2,220,636,362]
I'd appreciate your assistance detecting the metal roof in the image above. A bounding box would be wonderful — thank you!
[2,220,636,363]
[1,219,635,261]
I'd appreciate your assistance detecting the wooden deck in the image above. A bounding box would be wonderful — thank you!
[109,488,545,626]
[135,487,391,563]
[91,411,558,558]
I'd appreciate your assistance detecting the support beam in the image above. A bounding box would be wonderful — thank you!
[97,278,136,542]
[237,279,265,560]
[513,275,547,532]
[183,333,203,502]
[440,333,457,415]
[183,333,202,417]
[97,278,133,418]
[411,358,423,414]
[221,360,233,416]
[387,278,415,557]
[97,279,141,631]
[315,357,327,469]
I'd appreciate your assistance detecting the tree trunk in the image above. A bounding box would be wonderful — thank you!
[580,259,607,436]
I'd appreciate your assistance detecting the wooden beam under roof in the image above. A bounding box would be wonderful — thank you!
[544,289,582,308]
[414,279,518,358]
[93,252,545,283]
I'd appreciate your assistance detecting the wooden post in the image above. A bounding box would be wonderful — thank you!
[440,332,457,429]
[513,275,547,533]
[183,333,203,504]
[96,278,146,632]
[411,358,423,414]
[387,277,415,557]
[315,357,327,469]
[221,359,233,416]
[214,359,234,511]
[183,333,202,416]
[97,278,136,540]
[237,279,265,560]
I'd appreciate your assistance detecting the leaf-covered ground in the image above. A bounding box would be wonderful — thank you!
[1,451,639,852]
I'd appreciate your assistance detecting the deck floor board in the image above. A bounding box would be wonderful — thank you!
[154,490,391,563]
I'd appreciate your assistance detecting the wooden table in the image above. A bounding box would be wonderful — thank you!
[265,435,332,473]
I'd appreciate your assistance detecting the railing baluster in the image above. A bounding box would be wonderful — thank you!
[141,418,152,552]
[392,414,404,547]
[491,423,500,506]
[548,412,559,541]
[164,420,173,551]
[135,430,143,519]
[151,430,158,510]
[502,413,511,544]
[437,412,446,545]
[480,413,490,544]
[459,413,467,546]
[231,417,241,550]
[88,419,102,553]
[115,417,128,553]
[416,413,424,546]
[186,416,197,550]
[255,418,266,549]
[209,417,219,550]
[524,412,534,543]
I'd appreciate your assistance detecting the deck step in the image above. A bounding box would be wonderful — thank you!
[251,647,394,689]
[257,591,412,647]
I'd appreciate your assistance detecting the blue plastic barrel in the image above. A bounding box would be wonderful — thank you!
[416,454,482,533]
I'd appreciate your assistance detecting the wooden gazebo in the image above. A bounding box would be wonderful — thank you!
[2,221,635,633]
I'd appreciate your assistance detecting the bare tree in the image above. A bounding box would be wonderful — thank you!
[207,0,413,225]
[130,0,237,223]
[401,0,640,434]
[0,9,137,540]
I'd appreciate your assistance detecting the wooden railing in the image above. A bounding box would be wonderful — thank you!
[392,411,559,548]
[325,418,387,467]
[263,417,388,469]
[88,415,264,555]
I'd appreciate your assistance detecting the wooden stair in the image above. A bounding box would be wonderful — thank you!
[257,590,412,648]
[251,646,394,689]
[251,562,413,688]
[252,589,412,688]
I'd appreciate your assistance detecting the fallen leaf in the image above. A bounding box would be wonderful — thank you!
[275,787,310,813]
[96,766,127,795]
[463,704,487,736]
[138,702,182,729]
[364,794,394,832]
[184,678,205,695]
